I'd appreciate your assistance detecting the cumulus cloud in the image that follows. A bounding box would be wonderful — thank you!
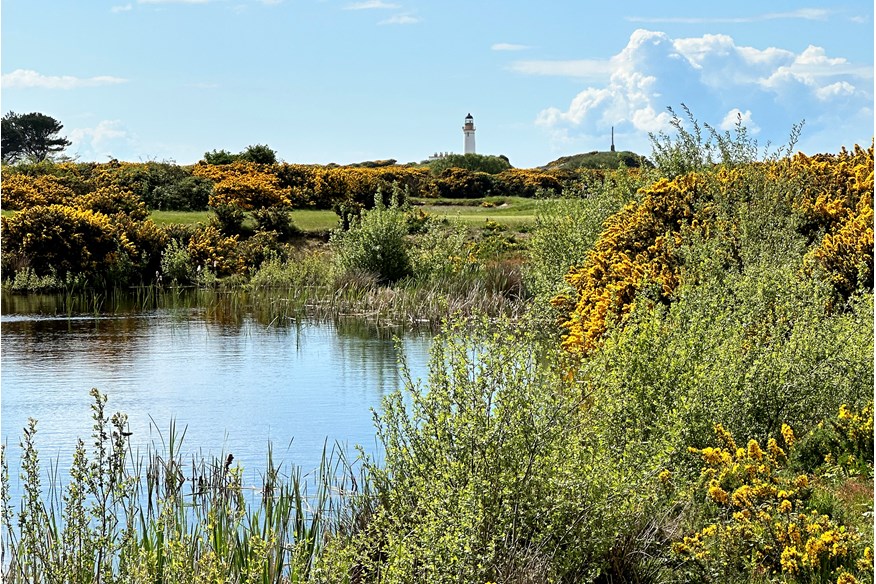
[719,108,760,133]
[2,69,127,89]
[68,120,137,160]
[492,43,531,52]
[527,29,872,153]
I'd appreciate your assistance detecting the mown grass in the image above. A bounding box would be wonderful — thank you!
[147,199,541,233]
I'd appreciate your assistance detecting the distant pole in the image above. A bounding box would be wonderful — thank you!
[610,126,615,152]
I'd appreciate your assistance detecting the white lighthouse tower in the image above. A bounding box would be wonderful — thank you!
[463,113,476,154]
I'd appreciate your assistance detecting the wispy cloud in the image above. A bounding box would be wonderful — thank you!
[510,59,613,80]
[111,3,133,12]
[626,8,830,24]
[138,0,215,4]
[69,120,137,160]
[491,43,531,52]
[378,13,419,25]
[344,0,399,9]
[2,69,128,89]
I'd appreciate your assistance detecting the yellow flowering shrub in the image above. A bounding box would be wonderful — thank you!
[194,162,291,210]
[0,204,121,277]
[792,144,874,297]
[186,225,240,276]
[1,173,76,209]
[552,173,707,355]
[74,185,150,221]
[672,405,874,583]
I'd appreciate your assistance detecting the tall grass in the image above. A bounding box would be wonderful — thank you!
[0,389,367,583]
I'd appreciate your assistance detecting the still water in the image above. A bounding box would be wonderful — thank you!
[1,293,432,497]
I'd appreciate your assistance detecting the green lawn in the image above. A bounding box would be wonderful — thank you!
[147,198,542,232]
[3,199,540,232]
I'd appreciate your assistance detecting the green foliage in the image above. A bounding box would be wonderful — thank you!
[543,150,651,170]
[203,144,277,165]
[0,389,338,583]
[1,111,71,163]
[251,205,300,240]
[323,316,631,582]
[160,239,196,284]
[203,148,238,165]
[428,153,512,175]
[525,189,632,308]
[239,143,278,164]
[210,203,246,235]
[330,192,412,283]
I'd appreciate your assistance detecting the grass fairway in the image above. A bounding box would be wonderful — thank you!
[147,198,542,232]
[416,196,539,229]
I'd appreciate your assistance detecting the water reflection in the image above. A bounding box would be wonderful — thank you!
[1,292,432,500]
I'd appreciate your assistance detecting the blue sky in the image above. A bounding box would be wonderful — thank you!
[2,1,873,167]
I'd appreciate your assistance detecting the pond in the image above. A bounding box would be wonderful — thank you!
[1,292,432,500]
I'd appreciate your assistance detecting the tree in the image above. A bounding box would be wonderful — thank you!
[2,111,72,163]
[239,144,277,164]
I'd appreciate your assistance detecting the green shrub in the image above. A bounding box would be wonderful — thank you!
[251,205,300,240]
[330,192,411,283]
[160,239,195,284]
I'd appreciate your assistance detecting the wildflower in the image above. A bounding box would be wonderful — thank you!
[781,546,800,574]
[715,423,737,451]
[658,469,672,484]
[708,483,729,505]
[781,423,796,447]
[778,499,793,514]
[748,439,764,461]
[794,475,809,489]
[836,572,858,584]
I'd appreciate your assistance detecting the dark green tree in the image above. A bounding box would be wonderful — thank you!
[2,111,72,163]
[239,143,277,164]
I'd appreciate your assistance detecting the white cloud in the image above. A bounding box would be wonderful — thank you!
[69,120,136,160]
[719,108,760,133]
[626,8,830,24]
[378,13,419,25]
[1,69,128,89]
[815,81,856,101]
[491,43,530,52]
[111,3,133,12]
[138,0,214,4]
[528,29,872,153]
[344,0,399,9]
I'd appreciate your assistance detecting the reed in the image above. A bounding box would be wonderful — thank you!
[0,389,365,583]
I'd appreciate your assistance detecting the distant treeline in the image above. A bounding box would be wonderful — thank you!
[1,156,646,214]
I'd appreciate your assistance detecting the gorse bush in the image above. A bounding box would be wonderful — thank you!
[672,404,874,584]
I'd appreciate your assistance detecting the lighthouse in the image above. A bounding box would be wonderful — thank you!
[463,113,476,154]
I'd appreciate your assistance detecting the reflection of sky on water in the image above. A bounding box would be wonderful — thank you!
[1,300,431,502]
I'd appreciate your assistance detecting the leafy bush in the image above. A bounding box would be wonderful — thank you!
[427,152,512,175]
[160,239,196,284]
[330,193,411,283]
[320,316,633,582]
[251,205,300,240]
